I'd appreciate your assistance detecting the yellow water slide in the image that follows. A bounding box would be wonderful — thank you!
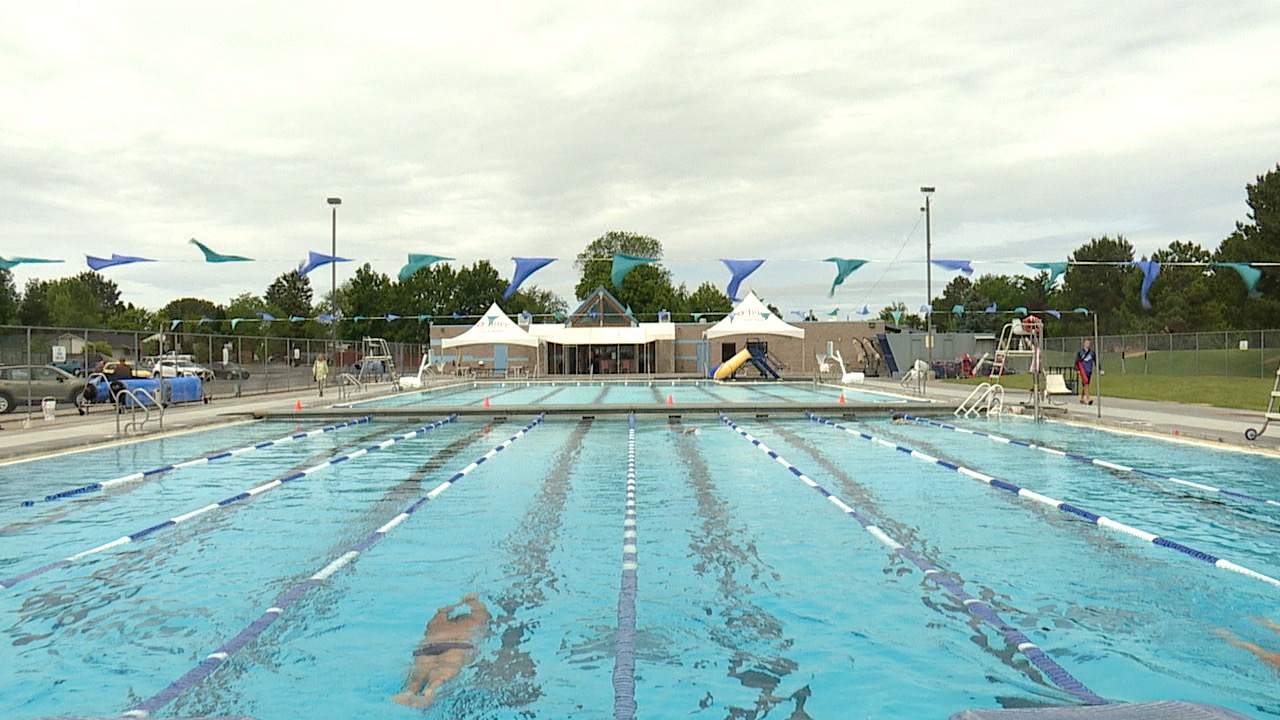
[712,348,753,380]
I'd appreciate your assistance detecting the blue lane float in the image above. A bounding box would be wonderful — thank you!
[899,414,1280,508]
[612,413,639,720]
[0,415,457,592]
[123,414,545,718]
[90,376,203,406]
[807,412,1280,590]
[21,416,374,507]
[719,412,1108,706]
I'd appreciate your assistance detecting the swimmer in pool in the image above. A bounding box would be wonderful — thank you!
[393,593,490,708]
[891,412,909,424]
[668,422,699,435]
[1217,617,1280,671]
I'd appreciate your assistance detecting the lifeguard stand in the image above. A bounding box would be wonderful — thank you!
[356,337,397,383]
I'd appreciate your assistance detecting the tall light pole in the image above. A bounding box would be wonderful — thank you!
[327,197,341,364]
[921,186,935,391]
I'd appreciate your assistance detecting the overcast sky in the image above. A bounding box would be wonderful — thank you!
[2,1,1278,318]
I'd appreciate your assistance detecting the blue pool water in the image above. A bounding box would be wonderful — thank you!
[1,408,1278,718]
[351,379,915,408]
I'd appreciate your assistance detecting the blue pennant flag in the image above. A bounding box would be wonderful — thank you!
[721,259,765,302]
[931,259,973,276]
[504,257,556,299]
[1131,260,1161,309]
[298,251,351,277]
[87,253,155,271]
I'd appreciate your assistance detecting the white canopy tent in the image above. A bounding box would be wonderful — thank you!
[704,291,805,339]
[441,303,540,349]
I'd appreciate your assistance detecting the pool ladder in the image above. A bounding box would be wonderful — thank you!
[955,382,1004,418]
[1245,364,1280,441]
[115,386,165,434]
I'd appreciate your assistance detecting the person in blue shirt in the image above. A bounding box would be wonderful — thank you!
[1075,338,1096,405]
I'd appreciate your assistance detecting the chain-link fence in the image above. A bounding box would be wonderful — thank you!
[0,324,429,413]
[1043,330,1280,378]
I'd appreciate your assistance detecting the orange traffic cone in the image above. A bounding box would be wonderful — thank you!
[484,397,491,408]
[295,399,303,411]
[838,393,846,405]
[667,394,675,406]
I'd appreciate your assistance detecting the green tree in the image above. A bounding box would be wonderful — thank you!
[1060,235,1137,335]
[681,281,733,321]
[341,264,398,340]
[0,269,18,324]
[265,270,314,338]
[1215,164,1280,328]
[1146,241,1226,332]
[573,231,680,315]
[504,287,569,320]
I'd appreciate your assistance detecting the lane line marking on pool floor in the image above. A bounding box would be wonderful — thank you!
[0,415,456,592]
[612,413,640,720]
[900,414,1280,508]
[719,412,1108,706]
[19,416,375,507]
[124,414,545,718]
[807,412,1280,591]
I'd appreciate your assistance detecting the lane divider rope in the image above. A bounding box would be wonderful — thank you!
[612,413,639,720]
[123,413,544,718]
[0,415,457,592]
[20,417,374,507]
[719,412,1107,705]
[900,414,1280,508]
[807,412,1280,591]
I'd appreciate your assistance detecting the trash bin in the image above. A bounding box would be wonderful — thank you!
[41,398,56,422]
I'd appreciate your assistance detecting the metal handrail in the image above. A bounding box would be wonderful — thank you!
[114,386,164,434]
[337,373,363,401]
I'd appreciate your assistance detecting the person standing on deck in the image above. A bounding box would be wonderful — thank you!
[312,353,329,397]
[1075,338,1096,405]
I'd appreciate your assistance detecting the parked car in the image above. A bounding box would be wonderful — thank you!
[48,361,84,376]
[0,365,89,413]
[151,358,214,382]
[100,360,152,379]
[209,361,251,380]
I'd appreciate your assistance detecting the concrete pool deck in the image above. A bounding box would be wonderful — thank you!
[0,376,1276,463]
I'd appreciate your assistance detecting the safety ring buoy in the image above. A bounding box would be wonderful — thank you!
[1022,315,1044,335]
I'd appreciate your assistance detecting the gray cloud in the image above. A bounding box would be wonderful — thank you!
[1,1,1277,316]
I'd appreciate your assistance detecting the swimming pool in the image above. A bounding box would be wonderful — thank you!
[351,379,916,409]
[1,407,1278,718]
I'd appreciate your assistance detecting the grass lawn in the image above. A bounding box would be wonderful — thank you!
[944,373,1277,411]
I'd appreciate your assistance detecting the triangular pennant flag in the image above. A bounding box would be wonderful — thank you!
[984,302,997,313]
[890,310,903,324]
[1043,309,1062,318]
[1026,261,1068,291]
[386,314,401,321]
[87,253,155,271]
[256,312,276,322]
[198,318,214,326]
[691,312,705,322]
[1073,307,1090,316]
[857,305,870,316]
[417,314,433,321]
[790,311,806,320]
[1013,306,1028,316]
[625,305,635,318]
[190,238,252,262]
[316,314,336,323]
[230,318,245,329]
[553,311,566,321]
[824,258,868,297]
[399,254,453,281]
[952,304,965,315]
[289,315,306,322]
[919,305,932,315]
[298,250,351,277]
[1215,262,1263,297]
[611,253,657,287]
[721,259,765,302]
[1131,260,1161,309]
[0,256,63,271]
[503,257,556,299]
[657,310,671,322]
[931,259,974,275]
[169,319,182,330]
